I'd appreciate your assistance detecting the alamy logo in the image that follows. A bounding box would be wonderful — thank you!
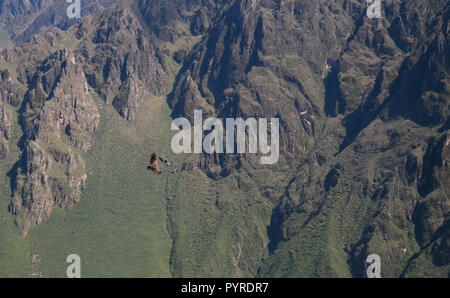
[366,254,381,278]
[66,0,81,19]
[66,254,81,278]
[171,110,280,165]
[366,0,381,19]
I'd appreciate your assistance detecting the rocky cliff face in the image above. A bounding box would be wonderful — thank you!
[0,102,10,159]
[250,0,449,277]
[168,0,358,175]
[76,3,170,120]
[165,0,449,276]
[0,69,22,106]
[0,68,21,160]
[9,49,99,236]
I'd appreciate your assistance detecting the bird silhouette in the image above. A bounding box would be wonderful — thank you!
[147,153,162,175]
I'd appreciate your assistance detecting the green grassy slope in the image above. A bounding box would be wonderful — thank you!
[0,92,175,277]
[0,87,273,277]
[167,170,272,277]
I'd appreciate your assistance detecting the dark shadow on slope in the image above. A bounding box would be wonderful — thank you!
[324,63,344,117]
[417,137,444,198]
[338,69,384,153]
[346,226,373,278]
[244,15,264,74]
[6,87,34,199]
[400,220,450,277]
[266,204,286,255]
